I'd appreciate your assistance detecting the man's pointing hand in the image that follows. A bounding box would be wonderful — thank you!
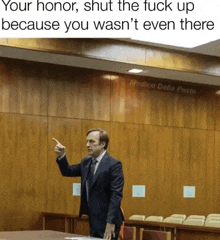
[52,138,65,157]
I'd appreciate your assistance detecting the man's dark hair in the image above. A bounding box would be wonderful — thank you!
[86,128,109,150]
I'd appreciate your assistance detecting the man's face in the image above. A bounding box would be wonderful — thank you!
[86,131,104,158]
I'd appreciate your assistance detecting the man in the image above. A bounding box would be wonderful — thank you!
[53,128,124,240]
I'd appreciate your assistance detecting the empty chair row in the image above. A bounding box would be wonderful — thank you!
[164,216,220,227]
[171,214,206,220]
[170,213,220,221]
[129,215,165,222]
[163,217,220,227]
[128,214,220,227]
[170,214,220,224]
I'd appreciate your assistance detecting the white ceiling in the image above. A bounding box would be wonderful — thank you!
[124,38,220,57]
[0,39,220,87]
[190,39,220,57]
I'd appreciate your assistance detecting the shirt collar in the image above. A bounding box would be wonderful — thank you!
[94,150,106,163]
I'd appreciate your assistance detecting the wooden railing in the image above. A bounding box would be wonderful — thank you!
[42,212,90,235]
[42,212,220,240]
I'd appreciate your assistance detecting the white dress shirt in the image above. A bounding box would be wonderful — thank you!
[93,150,106,174]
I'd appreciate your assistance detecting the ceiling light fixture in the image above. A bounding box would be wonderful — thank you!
[128,69,143,73]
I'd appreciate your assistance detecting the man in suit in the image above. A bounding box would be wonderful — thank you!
[53,128,124,240]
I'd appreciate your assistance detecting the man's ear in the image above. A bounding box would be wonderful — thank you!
[101,141,105,148]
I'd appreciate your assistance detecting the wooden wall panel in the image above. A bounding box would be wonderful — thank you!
[43,216,66,232]
[73,218,90,235]
[47,117,82,215]
[177,229,220,240]
[214,96,220,131]
[0,61,48,115]
[111,76,151,124]
[112,122,220,219]
[212,131,220,209]
[110,122,142,218]
[0,113,47,230]
[111,75,216,129]
[48,70,111,121]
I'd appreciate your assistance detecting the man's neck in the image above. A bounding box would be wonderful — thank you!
[94,150,106,161]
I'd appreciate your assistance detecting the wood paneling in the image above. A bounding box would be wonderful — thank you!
[177,228,220,240]
[48,70,111,121]
[0,61,48,115]
[47,117,82,215]
[111,76,216,129]
[110,122,220,218]
[42,212,90,235]
[0,113,47,230]
[110,122,142,217]
[214,96,220,131]
[73,218,90,235]
[1,57,220,232]
[43,216,67,232]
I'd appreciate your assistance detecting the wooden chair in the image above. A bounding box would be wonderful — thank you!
[140,228,171,240]
[129,215,145,221]
[205,220,220,228]
[183,218,205,226]
[145,216,164,222]
[206,214,220,221]
[187,215,206,220]
[118,208,136,240]
[170,214,187,220]
[123,226,136,240]
[207,214,220,218]
[206,216,220,221]
[163,217,183,224]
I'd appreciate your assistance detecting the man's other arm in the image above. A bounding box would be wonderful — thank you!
[107,161,124,223]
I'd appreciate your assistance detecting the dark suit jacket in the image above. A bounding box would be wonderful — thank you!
[57,152,124,236]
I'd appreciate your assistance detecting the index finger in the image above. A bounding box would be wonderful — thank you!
[52,138,60,145]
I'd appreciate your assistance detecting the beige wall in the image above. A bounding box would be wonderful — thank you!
[1,57,220,230]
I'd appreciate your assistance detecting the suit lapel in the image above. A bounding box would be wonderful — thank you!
[92,152,109,186]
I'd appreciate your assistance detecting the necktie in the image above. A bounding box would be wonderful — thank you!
[88,159,97,200]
